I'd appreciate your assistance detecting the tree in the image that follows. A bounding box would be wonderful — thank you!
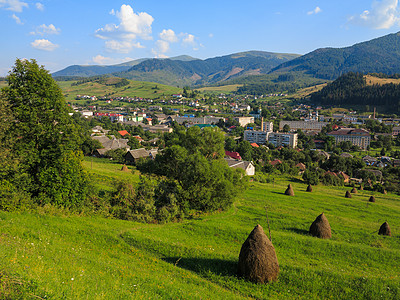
[1,59,87,207]
[282,124,290,132]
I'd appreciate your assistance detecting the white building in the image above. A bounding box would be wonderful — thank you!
[244,130,269,144]
[268,132,298,148]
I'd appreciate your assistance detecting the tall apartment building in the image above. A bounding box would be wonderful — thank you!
[268,132,298,148]
[244,130,269,144]
[327,128,370,150]
[279,120,328,132]
[173,115,223,125]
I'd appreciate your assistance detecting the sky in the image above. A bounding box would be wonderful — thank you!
[1,0,400,76]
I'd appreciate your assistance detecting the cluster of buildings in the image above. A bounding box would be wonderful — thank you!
[244,119,299,148]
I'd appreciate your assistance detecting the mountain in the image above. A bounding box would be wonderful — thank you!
[52,55,199,78]
[115,51,300,86]
[270,32,400,80]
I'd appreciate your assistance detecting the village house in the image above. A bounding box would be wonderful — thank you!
[224,158,255,176]
[125,148,158,164]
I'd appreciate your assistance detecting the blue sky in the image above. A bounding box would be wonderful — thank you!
[1,0,400,76]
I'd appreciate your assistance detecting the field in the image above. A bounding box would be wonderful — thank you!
[1,159,400,299]
[57,78,182,103]
[365,75,400,86]
[197,84,242,94]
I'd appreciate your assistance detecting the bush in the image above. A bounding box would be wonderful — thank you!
[0,180,32,212]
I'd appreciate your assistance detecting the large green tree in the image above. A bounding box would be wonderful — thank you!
[1,59,87,207]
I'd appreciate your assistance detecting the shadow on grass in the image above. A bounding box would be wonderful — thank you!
[163,256,238,277]
[287,227,309,235]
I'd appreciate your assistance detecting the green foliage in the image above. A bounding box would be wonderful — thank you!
[104,148,127,163]
[302,169,320,185]
[1,59,88,208]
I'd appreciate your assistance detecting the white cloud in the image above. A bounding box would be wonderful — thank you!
[0,0,28,12]
[182,33,196,46]
[105,40,144,53]
[349,0,400,29]
[209,33,214,38]
[109,8,115,15]
[92,55,133,65]
[159,29,178,43]
[35,2,43,11]
[96,4,154,53]
[307,6,322,15]
[31,24,60,35]
[31,39,59,51]
[12,13,22,24]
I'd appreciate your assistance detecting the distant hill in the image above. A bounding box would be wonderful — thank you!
[310,72,400,113]
[115,51,300,86]
[53,51,300,86]
[271,32,400,80]
[52,55,199,78]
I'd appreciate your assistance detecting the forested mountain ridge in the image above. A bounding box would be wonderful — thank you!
[53,51,300,86]
[271,32,400,80]
[310,72,400,113]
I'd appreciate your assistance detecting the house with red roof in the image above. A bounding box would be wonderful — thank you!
[118,130,130,137]
[225,150,242,160]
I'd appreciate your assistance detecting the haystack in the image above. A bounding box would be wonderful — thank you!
[351,187,357,194]
[309,213,332,239]
[285,184,294,196]
[121,164,129,172]
[383,190,387,195]
[306,184,313,192]
[378,222,391,236]
[238,225,279,283]
[369,196,376,203]
[345,191,352,198]
[359,185,364,191]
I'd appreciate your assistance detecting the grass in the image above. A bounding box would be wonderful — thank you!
[57,78,182,103]
[197,84,243,94]
[0,159,400,299]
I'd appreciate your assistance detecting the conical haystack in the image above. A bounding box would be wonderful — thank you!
[383,190,387,195]
[359,185,364,191]
[121,164,129,172]
[238,225,279,283]
[306,184,313,192]
[378,222,391,236]
[309,213,332,239]
[351,187,357,194]
[285,184,294,196]
[345,191,352,198]
[369,196,376,203]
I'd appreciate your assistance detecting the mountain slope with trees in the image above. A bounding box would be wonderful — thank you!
[271,32,400,80]
[310,72,400,113]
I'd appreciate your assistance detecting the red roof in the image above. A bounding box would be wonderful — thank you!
[250,143,259,148]
[270,159,282,166]
[225,150,242,160]
[118,130,130,136]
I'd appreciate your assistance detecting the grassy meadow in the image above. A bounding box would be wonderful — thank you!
[1,159,400,299]
[57,79,182,103]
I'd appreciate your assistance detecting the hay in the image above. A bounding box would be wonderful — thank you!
[306,184,313,192]
[238,225,279,283]
[345,191,352,198]
[351,187,357,194]
[359,185,364,191]
[383,190,387,195]
[121,164,129,172]
[309,213,332,239]
[369,196,376,203]
[285,184,294,196]
[378,222,391,236]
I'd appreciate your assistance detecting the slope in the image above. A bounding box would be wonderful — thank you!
[270,32,400,80]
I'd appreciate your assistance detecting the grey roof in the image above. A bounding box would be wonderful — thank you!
[92,135,129,150]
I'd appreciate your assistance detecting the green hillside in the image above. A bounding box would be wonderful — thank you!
[1,158,399,299]
[57,77,182,102]
[271,32,400,80]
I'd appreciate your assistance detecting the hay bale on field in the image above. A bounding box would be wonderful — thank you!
[378,222,391,236]
[238,225,279,283]
[285,184,294,196]
[369,196,376,203]
[351,187,357,194]
[359,185,364,191]
[121,164,129,172]
[309,213,332,239]
[345,191,352,198]
[383,190,387,195]
[306,184,313,192]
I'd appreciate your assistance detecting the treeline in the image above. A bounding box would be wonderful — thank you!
[310,72,400,112]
